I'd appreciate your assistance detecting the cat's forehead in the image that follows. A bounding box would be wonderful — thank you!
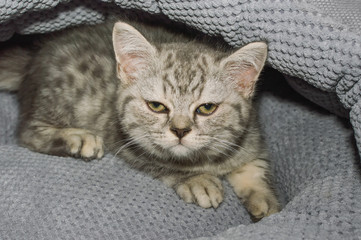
[159,45,218,71]
[135,45,229,107]
[158,48,219,93]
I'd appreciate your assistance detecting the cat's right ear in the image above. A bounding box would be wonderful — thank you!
[113,22,157,85]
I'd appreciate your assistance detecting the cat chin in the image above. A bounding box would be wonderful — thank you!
[169,144,193,158]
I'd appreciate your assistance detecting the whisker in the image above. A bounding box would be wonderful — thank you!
[208,145,233,158]
[110,134,149,161]
[209,137,239,150]
[207,136,256,157]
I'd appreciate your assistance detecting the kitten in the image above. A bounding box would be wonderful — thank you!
[0,20,279,220]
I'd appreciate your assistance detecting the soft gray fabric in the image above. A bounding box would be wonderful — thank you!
[285,76,349,118]
[306,0,361,33]
[1,74,360,239]
[197,74,361,239]
[0,0,360,155]
[1,0,361,239]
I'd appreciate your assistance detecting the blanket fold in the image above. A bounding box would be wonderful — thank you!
[0,1,360,239]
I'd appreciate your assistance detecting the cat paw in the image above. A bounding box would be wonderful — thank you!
[243,191,280,221]
[175,174,223,208]
[57,128,104,160]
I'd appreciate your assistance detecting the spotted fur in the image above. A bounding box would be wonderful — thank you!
[1,20,279,220]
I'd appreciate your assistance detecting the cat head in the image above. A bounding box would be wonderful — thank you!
[112,22,267,161]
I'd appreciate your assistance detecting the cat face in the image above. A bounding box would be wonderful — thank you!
[113,22,267,161]
[119,53,245,159]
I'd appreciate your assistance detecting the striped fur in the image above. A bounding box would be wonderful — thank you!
[3,21,279,220]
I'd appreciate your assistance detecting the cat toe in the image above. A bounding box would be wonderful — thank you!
[55,128,104,160]
[79,134,104,159]
[176,174,223,209]
[244,192,280,221]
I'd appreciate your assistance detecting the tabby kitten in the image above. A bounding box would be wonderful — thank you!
[0,20,279,220]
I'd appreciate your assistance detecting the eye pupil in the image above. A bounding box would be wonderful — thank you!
[147,101,168,113]
[196,103,218,116]
[204,104,212,110]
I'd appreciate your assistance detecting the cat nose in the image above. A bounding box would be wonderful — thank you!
[170,127,192,139]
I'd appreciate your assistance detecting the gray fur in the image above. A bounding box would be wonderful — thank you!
[0,46,32,91]
[0,21,279,220]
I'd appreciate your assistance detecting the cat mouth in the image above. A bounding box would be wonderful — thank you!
[170,143,192,157]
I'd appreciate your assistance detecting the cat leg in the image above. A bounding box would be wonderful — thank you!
[19,124,104,160]
[227,159,280,220]
[161,174,224,208]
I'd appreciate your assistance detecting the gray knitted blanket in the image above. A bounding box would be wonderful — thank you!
[0,0,360,239]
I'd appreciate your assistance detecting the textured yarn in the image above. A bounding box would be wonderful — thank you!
[1,70,360,239]
[0,0,360,154]
[0,1,361,239]
[306,0,361,34]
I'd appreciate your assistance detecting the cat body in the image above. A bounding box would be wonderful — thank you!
[0,20,279,219]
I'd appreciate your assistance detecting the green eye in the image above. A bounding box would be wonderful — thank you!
[147,101,168,113]
[196,103,218,116]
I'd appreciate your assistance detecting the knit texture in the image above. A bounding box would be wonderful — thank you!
[1,72,360,239]
[0,1,361,239]
[0,0,360,154]
[306,0,361,33]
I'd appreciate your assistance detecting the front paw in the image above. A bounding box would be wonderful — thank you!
[242,191,280,221]
[175,174,223,208]
[56,128,104,160]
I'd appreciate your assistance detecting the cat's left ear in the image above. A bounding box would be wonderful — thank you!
[113,22,157,85]
[220,42,268,99]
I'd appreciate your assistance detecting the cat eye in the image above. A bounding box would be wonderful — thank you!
[196,103,218,116]
[147,101,169,113]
